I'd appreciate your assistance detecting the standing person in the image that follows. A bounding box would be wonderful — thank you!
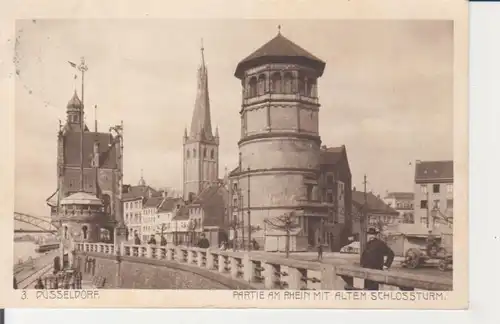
[360,227,395,290]
[134,232,141,245]
[148,235,157,245]
[317,239,323,261]
[197,233,210,249]
[34,278,45,290]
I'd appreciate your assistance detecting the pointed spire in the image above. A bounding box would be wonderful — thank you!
[138,169,146,186]
[278,24,281,35]
[215,126,219,138]
[189,40,213,141]
[184,127,188,138]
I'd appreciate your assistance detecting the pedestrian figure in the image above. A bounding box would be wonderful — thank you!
[148,235,157,245]
[317,240,323,261]
[360,227,395,290]
[134,233,141,245]
[197,233,210,249]
[35,277,44,289]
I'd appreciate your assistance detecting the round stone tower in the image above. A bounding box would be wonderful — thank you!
[232,31,326,249]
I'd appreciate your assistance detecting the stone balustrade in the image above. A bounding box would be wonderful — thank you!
[74,242,452,291]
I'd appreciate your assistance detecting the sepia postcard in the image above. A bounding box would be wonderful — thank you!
[0,0,468,309]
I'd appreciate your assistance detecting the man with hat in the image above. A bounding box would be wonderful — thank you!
[360,227,395,290]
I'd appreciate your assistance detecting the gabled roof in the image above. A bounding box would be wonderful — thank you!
[415,160,453,182]
[385,192,414,200]
[63,131,118,169]
[158,197,183,213]
[173,206,190,220]
[235,33,326,78]
[352,191,399,215]
[320,145,345,165]
[122,185,159,200]
[143,196,163,208]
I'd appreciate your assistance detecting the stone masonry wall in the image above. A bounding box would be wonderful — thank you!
[77,253,238,289]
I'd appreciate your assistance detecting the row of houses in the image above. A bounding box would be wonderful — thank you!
[121,177,227,246]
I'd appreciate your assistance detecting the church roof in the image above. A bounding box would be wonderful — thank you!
[235,33,326,78]
[122,184,159,200]
[63,131,118,169]
[60,191,103,206]
[67,91,82,109]
[188,47,215,142]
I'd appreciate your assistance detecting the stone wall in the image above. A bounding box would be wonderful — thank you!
[76,252,252,289]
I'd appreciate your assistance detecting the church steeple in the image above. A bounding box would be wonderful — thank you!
[189,40,213,141]
[183,41,219,201]
[65,90,83,131]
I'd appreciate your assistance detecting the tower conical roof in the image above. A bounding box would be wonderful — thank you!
[235,33,325,78]
[67,90,82,109]
[189,45,214,141]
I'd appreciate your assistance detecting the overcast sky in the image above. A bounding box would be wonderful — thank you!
[14,19,453,216]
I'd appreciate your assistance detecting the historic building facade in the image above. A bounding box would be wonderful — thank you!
[229,31,343,251]
[413,160,454,231]
[46,88,124,267]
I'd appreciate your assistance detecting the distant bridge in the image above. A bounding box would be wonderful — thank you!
[14,212,59,234]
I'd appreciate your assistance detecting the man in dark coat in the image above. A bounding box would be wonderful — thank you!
[197,233,210,249]
[360,227,395,290]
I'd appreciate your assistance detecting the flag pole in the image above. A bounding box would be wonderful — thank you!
[78,57,88,192]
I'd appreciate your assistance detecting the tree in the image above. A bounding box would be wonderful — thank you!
[264,211,301,258]
[228,218,261,251]
[187,219,196,247]
[156,223,168,245]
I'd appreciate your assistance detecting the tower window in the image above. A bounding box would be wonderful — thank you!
[203,148,207,158]
[270,72,282,93]
[193,149,197,158]
[210,149,214,159]
[257,74,266,95]
[186,150,190,159]
[248,77,257,98]
[283,72,293,93]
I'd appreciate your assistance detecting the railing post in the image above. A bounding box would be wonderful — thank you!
[243,254,254,282]
[206,249,214,269]
[286,266,303,290]
[197,250,205,267]
[147,245,153,258]
[262,263,277,289]
[176,246,184,262]
[320,264,339,289]
[230,256,239,278]
[187,249,194,264]
[166,247,174,261]
[218,254,225,273]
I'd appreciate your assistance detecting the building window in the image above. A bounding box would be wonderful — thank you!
[186,150,190,158]
[420,200,428,209]
[203,148,207,158]
[447,184,453,194]
[326,175,334,185]
[420,185,427,194]
[420,217,428,225]
[446,199,454,209]
[433,184,440,193]
[283,72,293,93]
[193,149,197,158]
[433,199,440,210]
[210,149,214,159]
[82,225,88,240]
[326,192,333,203]
[270,72,282,93]
[257,74,267,95]
[306,185,313,201]
[248,77,257,97]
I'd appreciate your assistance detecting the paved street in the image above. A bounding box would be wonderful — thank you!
[249,251,452,279]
